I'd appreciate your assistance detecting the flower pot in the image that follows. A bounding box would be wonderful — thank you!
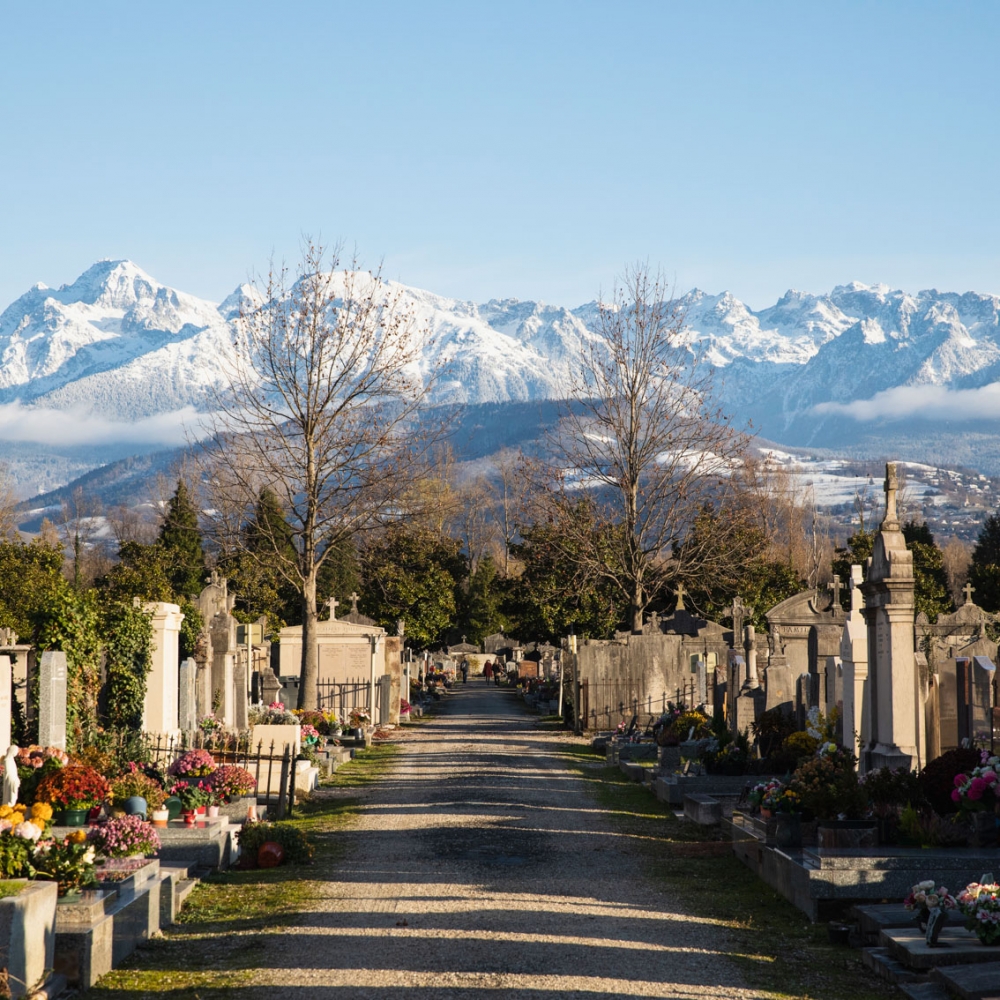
[353,728,363,739]
[195,805,206,816]
[182,811,196,826]
[123,795,147,819]
[816,820,877,850]
[164,796,183,821]
[760,807,774,820]
[151,808,169,827]
[63,808,88,827]
[207,805,220,818]
[775,813,802,850]
[924,906,948,947]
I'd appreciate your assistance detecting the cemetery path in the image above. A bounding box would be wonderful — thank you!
[247,685,761,999]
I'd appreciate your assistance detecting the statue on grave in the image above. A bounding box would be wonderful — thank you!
[2,745,20,808]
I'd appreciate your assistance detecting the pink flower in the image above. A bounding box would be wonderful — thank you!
[955,774,967,787]
[951,789,961,803]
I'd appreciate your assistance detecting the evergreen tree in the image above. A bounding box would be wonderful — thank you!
[459,555,506,644]
[158,480,205,598]
[969,513,1000,611]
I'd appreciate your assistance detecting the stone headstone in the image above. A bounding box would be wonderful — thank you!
[178,658,197,732]
[695,658,708,706]
[0,655,10,753]
[143,602,184,735]
[38,650,67,749]
[233,658,249,730]
[840,564,869,763]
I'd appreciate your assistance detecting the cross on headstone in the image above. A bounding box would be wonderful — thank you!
[326,597,339,621]
[729,596,750,647]
[461,635,467,645]
[964,582,976,605]
[209,568,220,587]
[349,591,360,613]
[674,582,687,611]
[830,573,842,609]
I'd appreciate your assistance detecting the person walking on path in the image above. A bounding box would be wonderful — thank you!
[483,660,492,683]
[461,660,469,683]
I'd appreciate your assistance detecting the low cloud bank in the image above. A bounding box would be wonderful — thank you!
[814,383,1000,422]
[0,403,211,447]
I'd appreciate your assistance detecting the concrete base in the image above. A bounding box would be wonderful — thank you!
[684,794,722,825]
[732,810,1000,922]
[154,816,236,870]
[883,925,1000,970]
[653,774,751,807]
[0,880,57,1000]
[933,961,1000,999]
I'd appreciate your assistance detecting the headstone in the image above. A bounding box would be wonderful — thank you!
[210,611,238,726]
[744,625,760,688]
[178,658,197,732]
[38,650,67,749]
[0,655,11,753]
[695,658,708,706]
[861,462,920,771]
[764,626,795,716]
[233,657,249,730]
[260,664,283,705]
[143,602,184,735]
[840,564,869,763]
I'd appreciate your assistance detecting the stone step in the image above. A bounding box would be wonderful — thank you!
[863,947,926,984]
[932,962,1000,1000]
[900,983,953,1000]
[175,878,199,910]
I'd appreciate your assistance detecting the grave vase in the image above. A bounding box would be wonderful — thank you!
[774,812,802,850]
[122,795,147,819]
[968,810,998,848]
[63,808,88,827]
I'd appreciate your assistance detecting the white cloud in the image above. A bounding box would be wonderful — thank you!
[0,403,211,447]
[814,383,1000,422]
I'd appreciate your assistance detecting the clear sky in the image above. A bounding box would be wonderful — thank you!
[2,1,999,311]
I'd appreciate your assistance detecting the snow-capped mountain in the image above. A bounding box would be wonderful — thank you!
[3,260,1000,449]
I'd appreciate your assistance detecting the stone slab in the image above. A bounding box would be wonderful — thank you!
[933,961,1000,1000]
[0,880,57,1000]
[883,926,1000,970]
[654,773,751,807]
[862,946,926,984]
[153,817,235,870]
[619,760,648,783]
[616,742,657,761]
[684,794,722,826]
[852,903,921,944]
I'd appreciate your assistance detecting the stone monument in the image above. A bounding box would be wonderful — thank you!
[37,650,67,750]
[840,565,869,763]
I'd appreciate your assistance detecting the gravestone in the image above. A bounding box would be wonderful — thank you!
[861,462,920,771]
[233,657,249,730]
[695,658,708,706]
[0,655,10,753]
[38,650,67,749]
[840,565,869,762]
[210,610,238,726]
[143,602,184,735]
[178,658,197,732]
[764,626,795,716]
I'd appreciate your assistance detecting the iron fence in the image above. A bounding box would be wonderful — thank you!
[317,678,369,720]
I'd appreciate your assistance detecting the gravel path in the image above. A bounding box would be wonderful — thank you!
[250,684,768,998]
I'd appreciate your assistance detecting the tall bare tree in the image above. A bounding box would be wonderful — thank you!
[208,241,433,708]
[534,264,752,633]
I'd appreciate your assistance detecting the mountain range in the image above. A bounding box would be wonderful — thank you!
[3,259,1000,497]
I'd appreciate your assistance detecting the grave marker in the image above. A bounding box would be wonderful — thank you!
[38,650,67,749]
[178,658,197,732]
[0,655,10,753]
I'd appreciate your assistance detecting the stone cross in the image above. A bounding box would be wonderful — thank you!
[461,635,468,645]
[349,592,360,614]
[38,651,67,750]
[964,582,975,605]
[883,461,899,530]
[730,596,750,649]
[674,582,687,612]
[396,619,405,637]
[326,597,339,621]
[210,568,220,587]
[830,573,842,609]
[648,610,661,632]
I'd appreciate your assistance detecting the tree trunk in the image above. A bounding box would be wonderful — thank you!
[631,581,643,634]
[298,571,319,709]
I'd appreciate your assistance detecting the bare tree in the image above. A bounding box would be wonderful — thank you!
[487,448,526,577]
[533,264,752,633]
[208,241,434,709]
[56,486,111,587]
[941,535,972,606]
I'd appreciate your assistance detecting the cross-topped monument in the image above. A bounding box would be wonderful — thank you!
[729,595,751,647]
[674,582,687,612]
[326,597,339,621]
[964,582,976,606]
[349,592,360,614]
[830,573,842,610]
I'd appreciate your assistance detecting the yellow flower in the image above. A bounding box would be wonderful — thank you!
[66,830,88,845]
[0,805,12,819]
[31,802,53,822]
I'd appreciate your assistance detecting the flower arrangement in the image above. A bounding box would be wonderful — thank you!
[918,748,983,815]
[349,707,371,730]
[904,880,957,917]
[168,779,212,811]
[89,815,161,858]
[110,770,166,811]
[15,745,70,769]
[400,699,412,715]
[782,730,820,760]
[249,704,298,726]
[957,880,1000,945]
[35,765,111,811]
[748,779,782,811]
[323,710,343,733]
[951,755,1000,812]
[300,724,321,745]
[207,765,256,803]
[167,749,217,779]
[237,819,314,865]
[199,715,223,735]
[33,831,97,895]
[789,746,866,820]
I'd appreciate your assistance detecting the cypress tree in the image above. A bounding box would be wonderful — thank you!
[158,480,206,598]
[969,513,1000,612]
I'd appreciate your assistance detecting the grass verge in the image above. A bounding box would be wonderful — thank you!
[563,748,895,1000]
[87,743,400,998]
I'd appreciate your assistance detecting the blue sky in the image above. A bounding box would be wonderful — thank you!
[1,1,998,310]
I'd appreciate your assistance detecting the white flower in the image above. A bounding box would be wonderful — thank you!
[13,821,41,842]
